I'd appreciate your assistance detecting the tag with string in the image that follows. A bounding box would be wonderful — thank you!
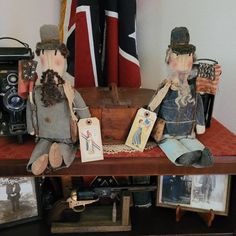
[125,108,157,152]
[78,117,104,162]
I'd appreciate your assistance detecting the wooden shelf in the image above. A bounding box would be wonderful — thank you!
[0,118,236,177]
[1,155,236,177]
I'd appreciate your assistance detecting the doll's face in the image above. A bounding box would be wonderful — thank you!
[40,50,66,77]
[168,52,193,73]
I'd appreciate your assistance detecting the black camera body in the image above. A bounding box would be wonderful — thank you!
[0,41,34,141]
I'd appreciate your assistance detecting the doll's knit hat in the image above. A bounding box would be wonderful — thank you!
[36,24,61,50]
[169,27,196,54]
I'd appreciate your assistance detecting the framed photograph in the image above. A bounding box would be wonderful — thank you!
[156,175,231,215]
[0,177,41,229]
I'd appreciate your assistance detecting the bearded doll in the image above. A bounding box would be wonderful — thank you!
[149,27,221,168]
[26,25,90,175]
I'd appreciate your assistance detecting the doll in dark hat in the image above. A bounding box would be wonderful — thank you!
[26,24,90,175]
[148,27,221,167]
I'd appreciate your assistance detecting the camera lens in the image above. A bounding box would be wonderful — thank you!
[7,95,25,111]
[10,96,21,107]
[3,88,25,112]
[7,73,18,85]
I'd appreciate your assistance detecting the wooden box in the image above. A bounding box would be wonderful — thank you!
[51,193,131,233]
[78,86,155,144]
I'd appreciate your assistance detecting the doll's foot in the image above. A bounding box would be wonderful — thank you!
[31,154,49,175]
[176,151,201,166]
[49,142,63,169]
[193,148,214,168]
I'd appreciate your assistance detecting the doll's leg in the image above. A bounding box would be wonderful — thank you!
[159,138,191,166]
[57,143,77,167]
[49,142,63,169]
[27,139,52,175]
[175,138,203,166]
[159,138,202,166]
[179,138,205,151]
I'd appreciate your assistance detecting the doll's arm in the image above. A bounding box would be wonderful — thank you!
[196,94,206,134]
[147,80,171,112]
[26,99,35,135]
[73,90,91,119]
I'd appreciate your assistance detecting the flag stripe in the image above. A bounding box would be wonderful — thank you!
[105,10,118,19]
[119,47,140,66]
[104,12,119,85]
[119,53,141,87]
[74,11,95,87]
[76,6,98,87]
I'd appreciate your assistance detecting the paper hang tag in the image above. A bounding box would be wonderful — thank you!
[78,117,104,162]
[125,108,157,152]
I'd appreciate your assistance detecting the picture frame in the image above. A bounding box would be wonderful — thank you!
[0,177,41,229]
[156,175,231,215]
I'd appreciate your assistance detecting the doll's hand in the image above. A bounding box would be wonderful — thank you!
[196,124,205,134]
[29,131,35,135]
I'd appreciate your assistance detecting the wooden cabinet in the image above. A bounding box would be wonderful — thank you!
[1,177,236,236]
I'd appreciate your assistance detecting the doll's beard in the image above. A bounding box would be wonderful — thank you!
[175,79,195,110]
[168,70,195,109]
[40,69,65,107]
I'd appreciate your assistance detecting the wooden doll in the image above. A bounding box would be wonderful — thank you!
[26,25,90,175]
[149,27,221,167]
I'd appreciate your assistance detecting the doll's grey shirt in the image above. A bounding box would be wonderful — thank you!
[27,85,90,140]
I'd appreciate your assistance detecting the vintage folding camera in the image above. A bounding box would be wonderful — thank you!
[0,37,34,142]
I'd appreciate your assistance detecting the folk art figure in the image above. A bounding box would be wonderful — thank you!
[132,118,151,147]
[86,130,94,154]
[148,27,221,167]
[26,25,90,175]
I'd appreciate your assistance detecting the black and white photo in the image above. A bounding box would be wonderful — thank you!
[157,175,230,215]
[0,177,41,228]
